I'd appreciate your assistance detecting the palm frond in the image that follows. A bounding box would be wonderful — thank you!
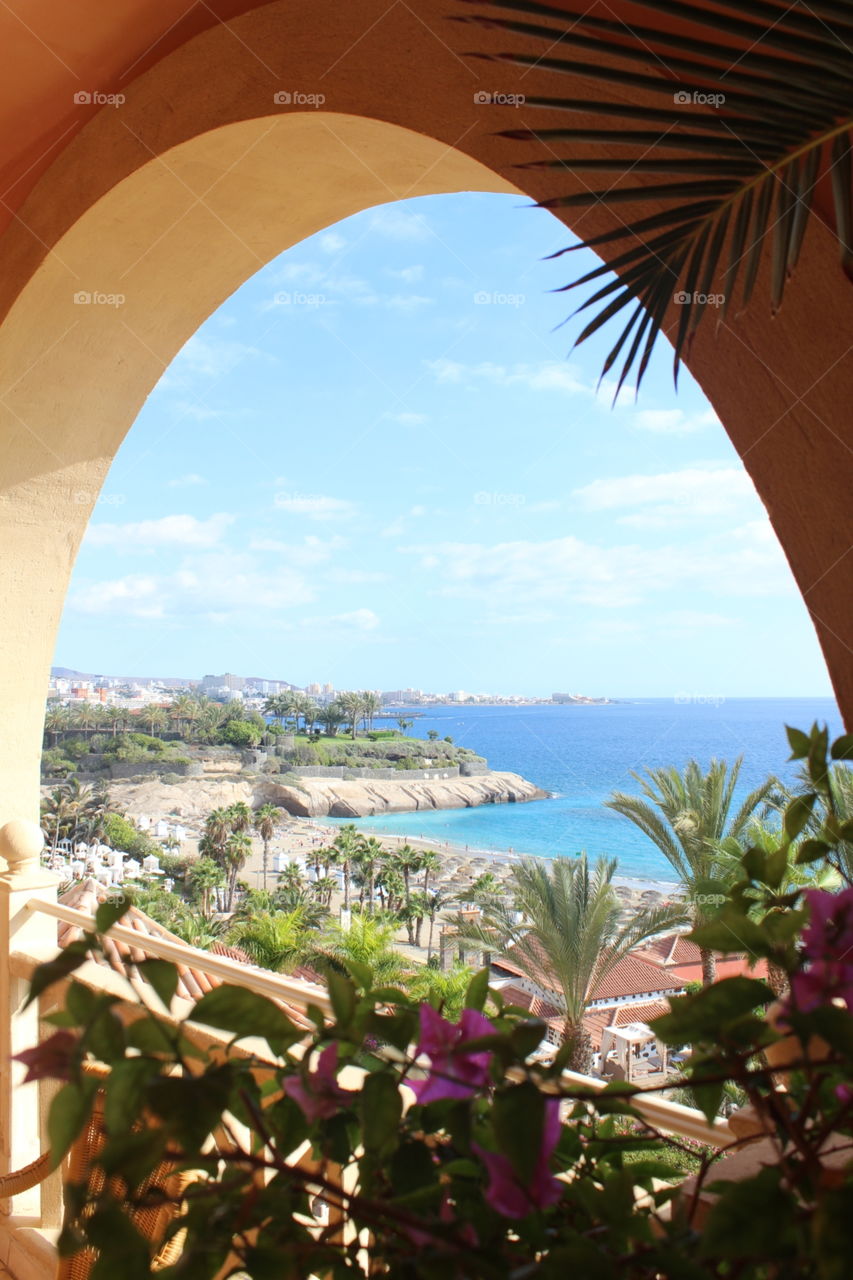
[456,0,853,389]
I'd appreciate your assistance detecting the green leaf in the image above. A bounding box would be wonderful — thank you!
[795,838,831,866]
[345,958,373,990]
[699,1167,793,1260]
[492,1081,545,1184]
[192,984,302,1054]
[831,733,853,761]
[23,941,90,1010]
[326,970,356,1027]
[94,894,132,933]
[135,958,178,1009]
[48,1079,97,1168]
[125,1016,176,1055]
[786,725,812,759]
[360,1072,402,1160]
[464,967,490,1012]
[652,976,771,1046]
[509,1019,547,1060]
[104,1058,158,1136]
[784,793,817,840]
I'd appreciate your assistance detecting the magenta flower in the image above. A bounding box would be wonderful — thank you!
[14,1030,77,1083]
[410,1005,494,1104]
[473,1099,563,1219]
[283,1043,357,1123]
[787,888,853,1015]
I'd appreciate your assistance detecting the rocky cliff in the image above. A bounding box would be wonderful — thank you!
[257,771,547,818]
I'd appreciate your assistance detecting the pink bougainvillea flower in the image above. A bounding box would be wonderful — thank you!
[283,1043,357,1123]
[473,1099,563,1219]
[14,1030,77,1084]
[785,888,853,1016]
[410,1005,494,1104]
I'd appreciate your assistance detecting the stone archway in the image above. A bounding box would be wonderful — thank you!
[0,0,850,824]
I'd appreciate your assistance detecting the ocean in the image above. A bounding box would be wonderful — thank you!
[330,698,844,884]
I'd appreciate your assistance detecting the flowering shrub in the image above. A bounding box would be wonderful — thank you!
[17,725,853,1278]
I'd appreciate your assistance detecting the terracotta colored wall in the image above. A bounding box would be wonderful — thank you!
[0,0,849,827]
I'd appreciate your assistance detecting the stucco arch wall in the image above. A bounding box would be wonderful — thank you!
[0,111,516,823]
[0,0,850,828]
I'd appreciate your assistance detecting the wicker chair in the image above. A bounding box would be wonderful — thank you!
[0,1068,193,1278]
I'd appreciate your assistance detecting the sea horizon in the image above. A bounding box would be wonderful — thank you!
[327,696,844,883]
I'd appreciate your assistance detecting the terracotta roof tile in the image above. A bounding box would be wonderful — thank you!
[58,878,316,1030]
[583,999,674,1051]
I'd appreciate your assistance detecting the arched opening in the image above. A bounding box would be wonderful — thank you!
[1,0,850,827]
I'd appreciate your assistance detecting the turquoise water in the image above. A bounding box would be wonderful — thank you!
[329,698,843,883]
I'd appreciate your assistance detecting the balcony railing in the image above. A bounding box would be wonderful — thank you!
[0,818,736,1277]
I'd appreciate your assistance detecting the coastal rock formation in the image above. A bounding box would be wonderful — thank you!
[256,771,547,818]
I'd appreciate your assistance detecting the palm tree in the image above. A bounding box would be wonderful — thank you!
[141,704,169,736]
[103,705,128,737]
[228,908,311,973]
[409,964,472,1021]
[254,803,281,890]
[44,704,71,747]
[222,831,252,911]
[172,913,228,951]
[419,849,441,897]
[461,2,852,396]
[389,844,424,943]
[360,691,381,732]
[332,824,363,910]
[353,836,384,914]
[456,855,685,1073]
[321,702,346,737]
[313,912,406,986]
[339,692,365,741]
[422,885,458,958]
[188,856,226,915]
[606,759,779,984]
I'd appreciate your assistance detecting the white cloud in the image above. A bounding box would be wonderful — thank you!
[388,265,424,283]
[167,473,207,488]
[70,552,316,620]
[319,232,346,254]
[369,208,431,241]
[302,608,380,631]
[571,467,755,522]
[425,358,588,395]
[383,411,429,426]
[249,534,347,565]
[326,568,388,584]
[632,407,721,435]
[386,294,433,312]
[273,494,356,521]
[85,513,233,551]
[170,334,271,378]
[400,519,793,608]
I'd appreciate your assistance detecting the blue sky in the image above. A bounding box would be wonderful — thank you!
[55,192,832,697]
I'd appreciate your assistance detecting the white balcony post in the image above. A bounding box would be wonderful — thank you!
[0,819,59,1213]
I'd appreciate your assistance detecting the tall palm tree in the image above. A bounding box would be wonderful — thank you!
[254,803,281,890]
[338,692,365,741]
[409,963,472,1021]
[228,908,310,973]
[389,844,424,943]
[321,702,347,737]
[103,705,128,737]
[606,759,779,984]
[43,704,71,747]
[141,704,169,736]
[353,836,383,914]
[360,691,381,732]
[222,831,252,912]
[188,856,226,915]
[422,885,458,959]
[420,849,441,897]
[332,824,363,910]
[456,855,685,1073]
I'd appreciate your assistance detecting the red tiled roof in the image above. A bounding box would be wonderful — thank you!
[499,984,562,1023]
[636,933,769,982]
[583,999,674,1051]
[58,878,316,1029]
[590,951,686,1001]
